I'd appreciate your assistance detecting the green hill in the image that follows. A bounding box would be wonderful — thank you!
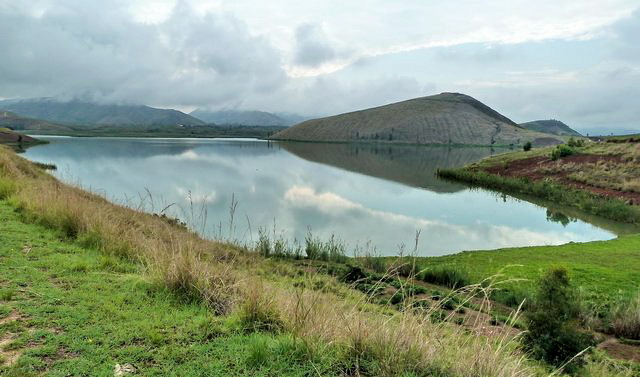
[519,119,582,137]
[0,98,204,127]
[0,111,71,132]
[272,92,562,146]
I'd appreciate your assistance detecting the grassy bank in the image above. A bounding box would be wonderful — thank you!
[0,201,349,376]
[437,141,640,224]
[1,145,558,376]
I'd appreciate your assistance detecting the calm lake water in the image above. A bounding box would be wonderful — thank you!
[22,137,632,256]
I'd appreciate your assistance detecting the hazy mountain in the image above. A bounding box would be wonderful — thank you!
[0,111,71,132]
[272,92,563,146]
[0,98,204,127]
[274,112,311,126]
[190,109,286,126]
[519,119,582,137]
[190,109,310,126]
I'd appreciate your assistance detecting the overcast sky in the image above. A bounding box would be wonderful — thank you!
[1,0,639,133]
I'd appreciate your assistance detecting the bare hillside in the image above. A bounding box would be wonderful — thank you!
[272,93,562,146]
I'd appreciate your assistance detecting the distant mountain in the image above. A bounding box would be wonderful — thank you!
[0,98,204,127]
[272,92,562,146]
[0,111,71,132]
[519,119,582,137]
[275,113,311,126]
[190,109,286,126]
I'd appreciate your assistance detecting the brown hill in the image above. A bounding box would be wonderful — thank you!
[272,93,562,146]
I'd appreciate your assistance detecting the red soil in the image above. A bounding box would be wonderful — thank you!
[483,154,640,205]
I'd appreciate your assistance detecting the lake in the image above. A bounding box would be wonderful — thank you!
[22,137,631,256]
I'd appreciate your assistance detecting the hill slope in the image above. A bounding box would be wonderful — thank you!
[0,111,71,132]
[190,109,286,126]
[520,119,582,137]
[0,98,204,127]
[0,128,41,145]
[272,93,561,146]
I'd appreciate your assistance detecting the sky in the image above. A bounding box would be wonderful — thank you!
[1,0,639,134]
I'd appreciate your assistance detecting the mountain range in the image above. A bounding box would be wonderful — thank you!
[0,98,203,127]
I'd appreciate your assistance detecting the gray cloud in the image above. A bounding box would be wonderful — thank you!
[0,1,286,107]
[293,23,339,68]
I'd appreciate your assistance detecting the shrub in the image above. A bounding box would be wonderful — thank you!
[550,145,575,160]
[522,268,594,373]
[567,137,586,148]
[611,293,640,340]
[418,266,470,289]
[523,141,532,151]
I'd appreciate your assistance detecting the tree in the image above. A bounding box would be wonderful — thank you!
[523,141,532,151]
[523,268,594,374]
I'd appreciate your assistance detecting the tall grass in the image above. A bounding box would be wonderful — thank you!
[611,293,640,340]
[417,265,471,289]
[0,146,543,376]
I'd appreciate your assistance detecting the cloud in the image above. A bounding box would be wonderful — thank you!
[0,0,639,132]
[293,23,337,67]
[0,0,286,107]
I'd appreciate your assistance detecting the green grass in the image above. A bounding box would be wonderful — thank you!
[0,201,344,376]
[411,235,640,312]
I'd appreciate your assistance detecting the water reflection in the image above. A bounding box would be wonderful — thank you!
[22,137,623,256]
[280,142,497,193]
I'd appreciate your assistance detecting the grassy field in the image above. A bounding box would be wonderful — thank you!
[0,201,350,376]
[404,235,640,312]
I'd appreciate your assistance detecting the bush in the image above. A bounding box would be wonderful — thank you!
[550,145,575,160]
[418,266,470,289]
[522,268,594,374]
[523,141,532,151]
[567,137,586,148]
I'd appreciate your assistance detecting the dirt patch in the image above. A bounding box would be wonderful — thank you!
[0,311,23,325]
[42,346,80,366]
[597,338,640,363]
[483,154,640,204]
[0,333,22,367]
